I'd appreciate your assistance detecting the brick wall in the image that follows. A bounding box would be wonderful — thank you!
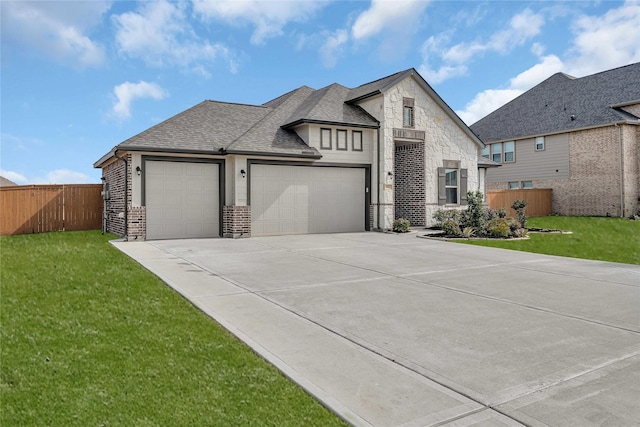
[128,206,146,240]
[102,156,127,236]
[223,205,251,238]
[394,142,425,226]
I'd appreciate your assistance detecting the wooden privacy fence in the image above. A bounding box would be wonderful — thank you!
[486,189,553,217]
[0,184,103,236]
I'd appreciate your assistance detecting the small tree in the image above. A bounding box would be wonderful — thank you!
[465,191,485,235]
[511,199,528,229]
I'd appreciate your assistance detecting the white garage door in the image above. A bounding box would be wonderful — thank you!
[251,164,365,236]
[145,160,219,240]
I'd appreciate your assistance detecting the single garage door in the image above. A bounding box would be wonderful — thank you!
[145,160,219,240]
[251,164,365,236]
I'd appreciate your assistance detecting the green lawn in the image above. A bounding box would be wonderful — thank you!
[1,231,346,426]
[459,216,640,265]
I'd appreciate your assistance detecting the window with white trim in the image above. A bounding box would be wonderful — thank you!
[445,169,458,204]
[535,136,545,151]
[320,128,332,150]
[504,141,515,162]
[491,143,502,163]
[480,145,489,159]
[337,129,347,150]
[403,97,415,128]
[352,131,363,151]
[522,181,533,189]
[508,181,520,189]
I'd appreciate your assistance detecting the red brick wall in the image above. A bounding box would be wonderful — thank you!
[223,205,251,238]
[394,142,425,226]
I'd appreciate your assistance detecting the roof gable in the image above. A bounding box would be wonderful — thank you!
[471,62,640,142]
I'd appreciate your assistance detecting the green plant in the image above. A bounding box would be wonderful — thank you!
[432,209,446,226]
[393,218,411,233]
[497,208,507,218]
[462,226,475,238]
[511,199,528,228]
[465,191,485,233]
[488,218,510,238]
[442,218,461,236]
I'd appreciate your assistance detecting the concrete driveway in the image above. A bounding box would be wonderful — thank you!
[113,232,640,426]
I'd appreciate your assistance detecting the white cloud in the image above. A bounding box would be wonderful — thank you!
[421,8,545,85]
[320,29,348,68]
[113,0,234,72]
[457,1,640,125]
[351,0,429,41]
[0,169,28,185]
[563,0,640,76]
[1,1,108,67]
[42,169,95,185]
[112,81,168,120]
[193,0,327,45]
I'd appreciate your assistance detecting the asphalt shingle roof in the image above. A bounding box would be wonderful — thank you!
[470,62,640,143]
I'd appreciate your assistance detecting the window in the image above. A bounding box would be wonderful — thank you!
[491,143,502,163]
[535,136,545,151]
[480,145,490,159]
[504,141,515,162]
[438,165,467,206]
[403,97,414,128]
[445,169,458,204]
[508,181,520,189]
[337,129,347,150]
[522,181,533,189]
[320,128,331,149]
[352,131,363,151]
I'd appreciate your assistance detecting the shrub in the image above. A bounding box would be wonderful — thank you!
[488,218,510,238]
[497,208,507,218]
[462,226,475,238]
[465,191,485,232]
[442,218,461,236]
[393,218,410,233]
[432,209,446,227]
[512,199,528,228]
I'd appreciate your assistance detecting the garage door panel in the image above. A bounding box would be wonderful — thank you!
[251,164,364,236]
[146,161,219,240]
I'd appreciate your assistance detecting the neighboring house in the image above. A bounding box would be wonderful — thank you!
[94,68,489,240]
[471,62,640,217]
[0,176,18,187]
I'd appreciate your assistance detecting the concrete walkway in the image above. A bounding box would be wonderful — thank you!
[112,232,640,426]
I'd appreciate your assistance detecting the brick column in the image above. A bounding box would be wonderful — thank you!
[223,205,251,238]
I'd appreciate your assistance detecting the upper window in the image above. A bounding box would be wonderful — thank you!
[522,181,533,189]
[491,143,502,163]
[535,136,545,151]
[337,129,347,150]
[480,145,490,159]
[508,181,520,189]
[352,131,363,151]
[445,169,458,204]
[504,141,515,162]
[320,128,332,150]
[403,97,415,128]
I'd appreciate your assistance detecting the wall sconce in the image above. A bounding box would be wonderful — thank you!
[135,166,142,176]
[240,169,246,178]
[387,171,393,177]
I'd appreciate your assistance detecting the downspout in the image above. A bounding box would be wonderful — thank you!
[616,123,625,217]
[114,149,128,238]
[376,127,382,230]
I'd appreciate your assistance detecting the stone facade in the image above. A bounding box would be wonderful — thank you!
[223,205,251,238]
[394,142,425,226]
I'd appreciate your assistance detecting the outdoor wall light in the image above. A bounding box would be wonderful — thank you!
[240,169,246,178]
[387,171,393,176]
[136,166,142,176]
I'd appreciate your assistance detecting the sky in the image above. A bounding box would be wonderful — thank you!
[1,0,639,185]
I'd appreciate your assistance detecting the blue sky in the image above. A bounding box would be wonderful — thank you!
[2,0,639,184]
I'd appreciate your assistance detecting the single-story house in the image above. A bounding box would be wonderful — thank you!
[95,68,492,240]
[470,62,640,217]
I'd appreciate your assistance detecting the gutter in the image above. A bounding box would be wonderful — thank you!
[114,149,128,238]
[616,123,625,217]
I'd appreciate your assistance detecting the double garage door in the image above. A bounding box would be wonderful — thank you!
[145,161,366,239]
[251,164,366,236]
[145,160,220,240]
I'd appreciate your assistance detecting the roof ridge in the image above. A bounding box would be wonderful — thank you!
[263,85,315,108]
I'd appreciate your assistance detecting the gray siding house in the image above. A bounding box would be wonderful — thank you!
[471,62,640,217]
[95,69,489,240]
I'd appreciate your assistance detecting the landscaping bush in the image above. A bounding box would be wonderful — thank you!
[442,218,461,236]
[512,199,528,228]
[487,218,510,238]
[393,218,411,233]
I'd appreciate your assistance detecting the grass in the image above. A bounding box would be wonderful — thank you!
[1,231,346,427]
[459,216,640,265]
